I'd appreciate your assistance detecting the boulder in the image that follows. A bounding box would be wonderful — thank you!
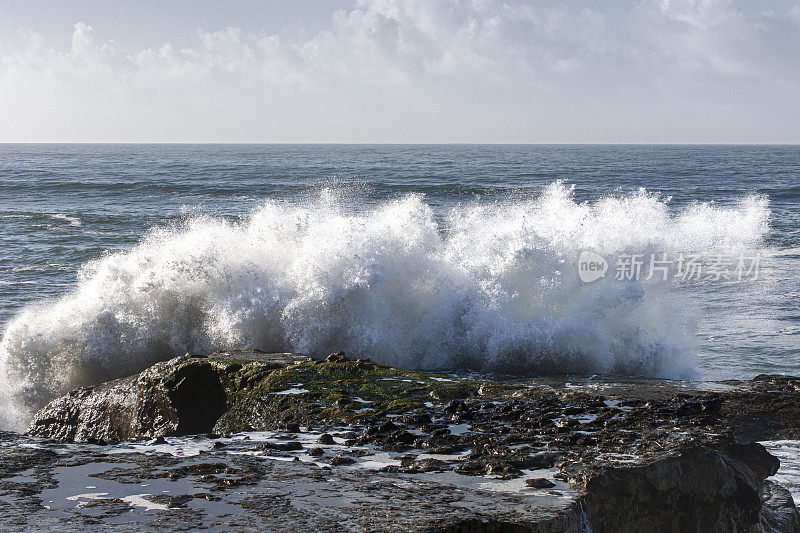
[565,441,785,533]
[27,351,309,442]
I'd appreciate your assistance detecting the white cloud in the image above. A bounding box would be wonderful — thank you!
[0,0,798,142]
[632,0,800,77]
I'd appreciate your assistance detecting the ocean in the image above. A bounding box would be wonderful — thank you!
[1,144,798,431]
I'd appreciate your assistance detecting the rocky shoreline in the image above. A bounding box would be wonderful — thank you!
[4,350,800,531]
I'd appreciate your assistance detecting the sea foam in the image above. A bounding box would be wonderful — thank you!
[0,182,770,430]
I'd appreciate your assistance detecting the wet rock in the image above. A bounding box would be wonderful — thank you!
[525,478,556,489]
[453,460,485,476]
[399,454,419,466]
[450,411,475,422]
[27,353,308,442]
[751,374,800,392]
[363,421,399,437]
[19,349,800,532]
[316,433,336,445]
[419,435,455,451]
[760,481,800,532]
[721,376,800,441]
[325,351,349,362]
[429,428,451,438]
[408,458,450,473]
[27,357,229,442]
[506,452,559,470]
[445,400,467,413]
[328,455,356,466]
[486,463,522,479]
[392,430,417,445]
[400,413,432,426]
[453,458,522,479]
[555,418,580,429]
[258,441,303,452]
[425,444,463,455]
[147,494,194,508]
[568,441,781,533]
[192,492,222,502]
[378,420,400,433]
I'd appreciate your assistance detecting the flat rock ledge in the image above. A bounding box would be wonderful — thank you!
[23,350,800,532]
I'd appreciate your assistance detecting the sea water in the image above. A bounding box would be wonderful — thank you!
[0,144,798,430]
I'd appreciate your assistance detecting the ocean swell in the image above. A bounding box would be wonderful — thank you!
[0,182,770,430]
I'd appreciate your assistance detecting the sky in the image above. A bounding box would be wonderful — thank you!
[0,0,798,143]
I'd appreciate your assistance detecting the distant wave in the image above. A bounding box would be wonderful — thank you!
[1,212,82,227]
[49,213,82,227]
[0,182,770,430]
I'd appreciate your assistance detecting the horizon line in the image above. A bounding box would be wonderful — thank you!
[1,142,799,146]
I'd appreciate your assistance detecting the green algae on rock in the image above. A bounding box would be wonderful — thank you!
[27,350,496,442]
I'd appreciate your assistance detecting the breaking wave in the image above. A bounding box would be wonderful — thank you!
[0,182,770,429]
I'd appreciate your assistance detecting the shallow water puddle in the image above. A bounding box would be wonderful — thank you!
[270,386,310,395]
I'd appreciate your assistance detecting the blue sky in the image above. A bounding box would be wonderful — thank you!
[1,0,798,143]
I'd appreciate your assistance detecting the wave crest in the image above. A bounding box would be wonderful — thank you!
[0,182,770,429]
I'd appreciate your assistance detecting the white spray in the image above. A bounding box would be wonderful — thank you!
[0,182,770,430]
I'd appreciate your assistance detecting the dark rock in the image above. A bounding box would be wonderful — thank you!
[400,454,419,467]
[26,351,318,442]
[363,421,399,437]
[429,428,451,438]
[307,447,325,457]
[147,493,194,508]
[760,481,800,532]
[453,458,522,479]
[751,375,800,391]
[555,418,580,429]
[525,478,556,489]
[258,441,303,452]
[317,433,336,445]
[325,351,349,362]
[19,348,800,532]
[404,458,449,473]
[400,413,432,426]
[28,357,232,442]
[378,420,400,433]
[392,431,417,445]
[450,411,475,422]
[486,463,522,479]
[507,452,559,470]
[569,441,781,533]
[425,445,463,455]
[453,460,485,476]
[328,455,356,466]
[445,400,466,413]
